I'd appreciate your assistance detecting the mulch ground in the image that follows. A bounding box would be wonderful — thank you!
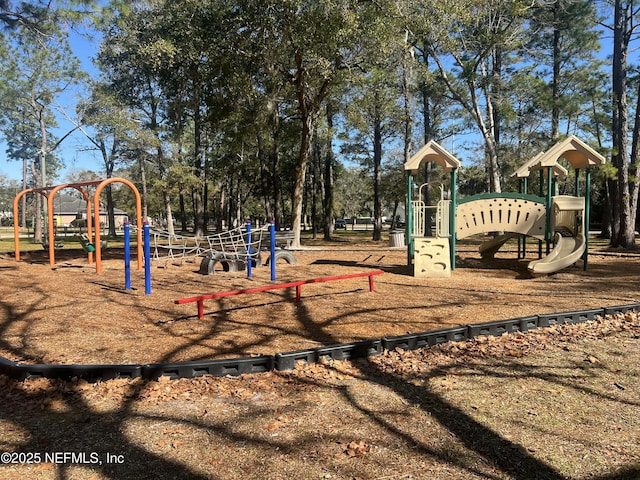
[0,238,639,480]
[1,238,638,366]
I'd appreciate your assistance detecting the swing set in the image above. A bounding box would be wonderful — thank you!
[13,177,143,274]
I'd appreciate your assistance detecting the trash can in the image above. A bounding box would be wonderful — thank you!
[389,230,405,247]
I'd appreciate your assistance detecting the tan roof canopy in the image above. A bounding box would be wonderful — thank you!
[404,140,461,174]
[511,152,568,179]
[536,135,606,170]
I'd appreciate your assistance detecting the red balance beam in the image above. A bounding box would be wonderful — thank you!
[175,270,384,319]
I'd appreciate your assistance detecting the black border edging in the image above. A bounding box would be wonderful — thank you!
[467,316,538,338]
[604,303,640,316]
[141,356,274,380]
[0,304,638,382]
[382,326,468,351]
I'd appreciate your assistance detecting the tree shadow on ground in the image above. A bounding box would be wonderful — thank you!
[311,258,413,276]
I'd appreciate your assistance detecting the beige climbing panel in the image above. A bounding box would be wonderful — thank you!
[414,238,451,278]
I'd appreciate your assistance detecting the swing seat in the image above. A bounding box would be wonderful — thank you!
[79,234,96,253]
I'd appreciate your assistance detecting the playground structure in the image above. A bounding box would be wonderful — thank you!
[13,177,143,274]
[150,224,267,269]
[149,222,297,275]
[5,157,637,386]
[404,136,606,277]
[175,270,384,319]
[12,174,295,282]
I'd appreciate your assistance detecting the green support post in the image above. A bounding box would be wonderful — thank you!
[584,167,591,271]
[450,168,457,270]
[538,170,544,258]
[545,166,553,254]
[406,172,413,267]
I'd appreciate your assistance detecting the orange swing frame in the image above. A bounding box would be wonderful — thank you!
[13,178,143,273]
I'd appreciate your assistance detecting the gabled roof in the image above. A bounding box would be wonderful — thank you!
[404,140,461,174]
[536,135,606,169]
[511,152,568,179]
[51,194,127,215]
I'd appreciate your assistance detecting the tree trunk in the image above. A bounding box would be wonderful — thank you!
[163,189,174,234]
[104,150,116,237]
[179,187,187,232]
[491,46,502,148]
[551,2,561,140]
[420,48,432,235]
[611,0,635,248]
[271,110,283,230]
[31,160,43,243]
[291,115,315,248]
[35,98,48,244]
[256,128,273,222]
[599,181,613,239]
[138,156,148,222]
[21,159,26,228]
[192,97,206,237]
[629,67,640,238]
[106,184,116,237]
[323,103,335,241]
[311,132,320,239]
[372,105,383,242]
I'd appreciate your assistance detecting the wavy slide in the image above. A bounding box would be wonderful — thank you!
[527,232,586,274]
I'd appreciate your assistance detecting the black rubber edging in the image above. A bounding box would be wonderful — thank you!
[1,303,639,382]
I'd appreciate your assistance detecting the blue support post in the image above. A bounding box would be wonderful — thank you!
[144,222,151,295]
[124,221,131,290]
[270,220,276,281]
[246,220,252,279]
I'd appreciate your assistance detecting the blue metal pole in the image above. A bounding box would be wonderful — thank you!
[246,220,252,279]
[270,220,276,281]
[124,221,131,290]
[144,222,151,295]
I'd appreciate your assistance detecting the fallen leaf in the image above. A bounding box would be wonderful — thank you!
[342,440,371,457]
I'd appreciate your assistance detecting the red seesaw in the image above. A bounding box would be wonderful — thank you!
[175,270,384,319]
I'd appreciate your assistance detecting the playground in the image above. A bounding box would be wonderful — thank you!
[2,137,640,478]
[1,136,636,370]
[1,236,639,367]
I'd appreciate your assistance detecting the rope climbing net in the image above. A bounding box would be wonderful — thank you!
[145,223,270,267]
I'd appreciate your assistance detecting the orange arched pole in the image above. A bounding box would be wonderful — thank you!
[13,180,108,264]
[94,178,143,274]
[13,188,35,262]
[13,188,46,262]
[46,185,94,267]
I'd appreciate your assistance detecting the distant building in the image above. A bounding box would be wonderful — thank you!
[52,194,129,229]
